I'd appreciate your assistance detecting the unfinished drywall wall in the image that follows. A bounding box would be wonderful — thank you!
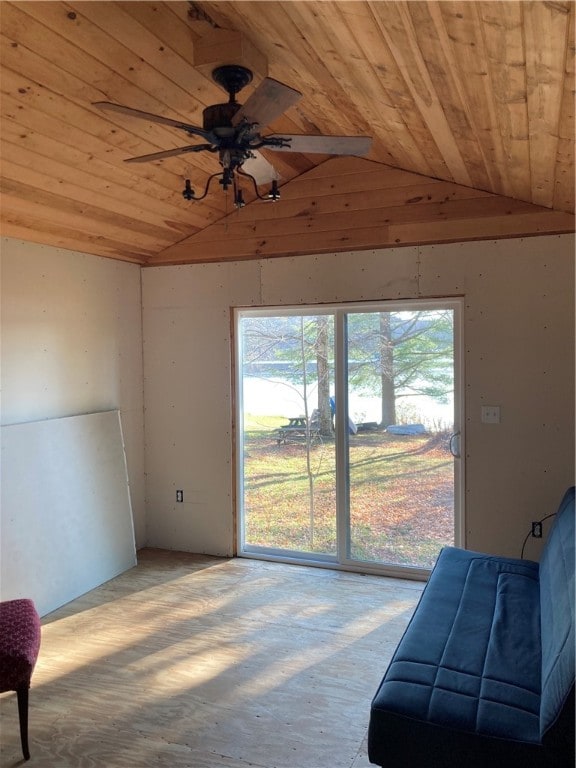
[142,261,262,553]
[419,237,575,558]
[1,238,146,545]
[1,411,136,617]
[142,235,574,561]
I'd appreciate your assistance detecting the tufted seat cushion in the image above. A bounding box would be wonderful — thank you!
[0,598,41,692]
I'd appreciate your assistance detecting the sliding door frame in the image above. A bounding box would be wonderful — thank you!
[234,297,464,580]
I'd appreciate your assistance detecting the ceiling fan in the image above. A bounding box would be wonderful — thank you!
[93,65,372,207]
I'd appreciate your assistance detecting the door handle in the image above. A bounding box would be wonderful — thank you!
[449,431,461,458]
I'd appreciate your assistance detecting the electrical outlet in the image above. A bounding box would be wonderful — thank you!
[481,405,501,424]
[176,490,184,503]
[531,521,542,538]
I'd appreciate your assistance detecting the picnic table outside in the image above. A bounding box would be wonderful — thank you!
[275,415,319,444]
[274,408,363,444]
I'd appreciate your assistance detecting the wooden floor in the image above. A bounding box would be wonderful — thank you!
[0,549,423,768]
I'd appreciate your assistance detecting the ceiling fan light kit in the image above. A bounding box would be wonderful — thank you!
[182,171,280,208]
[93,65,371,209]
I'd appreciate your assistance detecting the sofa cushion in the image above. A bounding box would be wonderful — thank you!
[538,486,575,738]
[369,548,544,758]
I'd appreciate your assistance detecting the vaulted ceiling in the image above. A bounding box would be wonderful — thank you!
[1,1,574,265]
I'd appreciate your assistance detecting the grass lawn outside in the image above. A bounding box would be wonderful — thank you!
[242,415,454,569]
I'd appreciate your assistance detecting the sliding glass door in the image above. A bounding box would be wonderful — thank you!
[236,300,462,576]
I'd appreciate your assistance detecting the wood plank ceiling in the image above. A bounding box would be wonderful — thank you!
[0,1,574,265]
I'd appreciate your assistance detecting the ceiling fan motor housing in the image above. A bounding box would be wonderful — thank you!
[202,102,242,134]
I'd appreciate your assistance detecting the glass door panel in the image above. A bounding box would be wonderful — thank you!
[346,308,456,569]
[239,313,336,558]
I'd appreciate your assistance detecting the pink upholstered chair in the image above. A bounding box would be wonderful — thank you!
[0,599,42,760]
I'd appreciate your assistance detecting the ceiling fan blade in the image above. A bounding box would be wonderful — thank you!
[266,134,372,156]
[124,144,213,163]
[241,151,280,185]
[93,101,214,141]
[232,78,302,128]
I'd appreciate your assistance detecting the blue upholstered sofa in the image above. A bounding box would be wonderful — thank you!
[368,487,575,768]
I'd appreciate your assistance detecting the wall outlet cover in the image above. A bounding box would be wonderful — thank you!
[481,405,501,424]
